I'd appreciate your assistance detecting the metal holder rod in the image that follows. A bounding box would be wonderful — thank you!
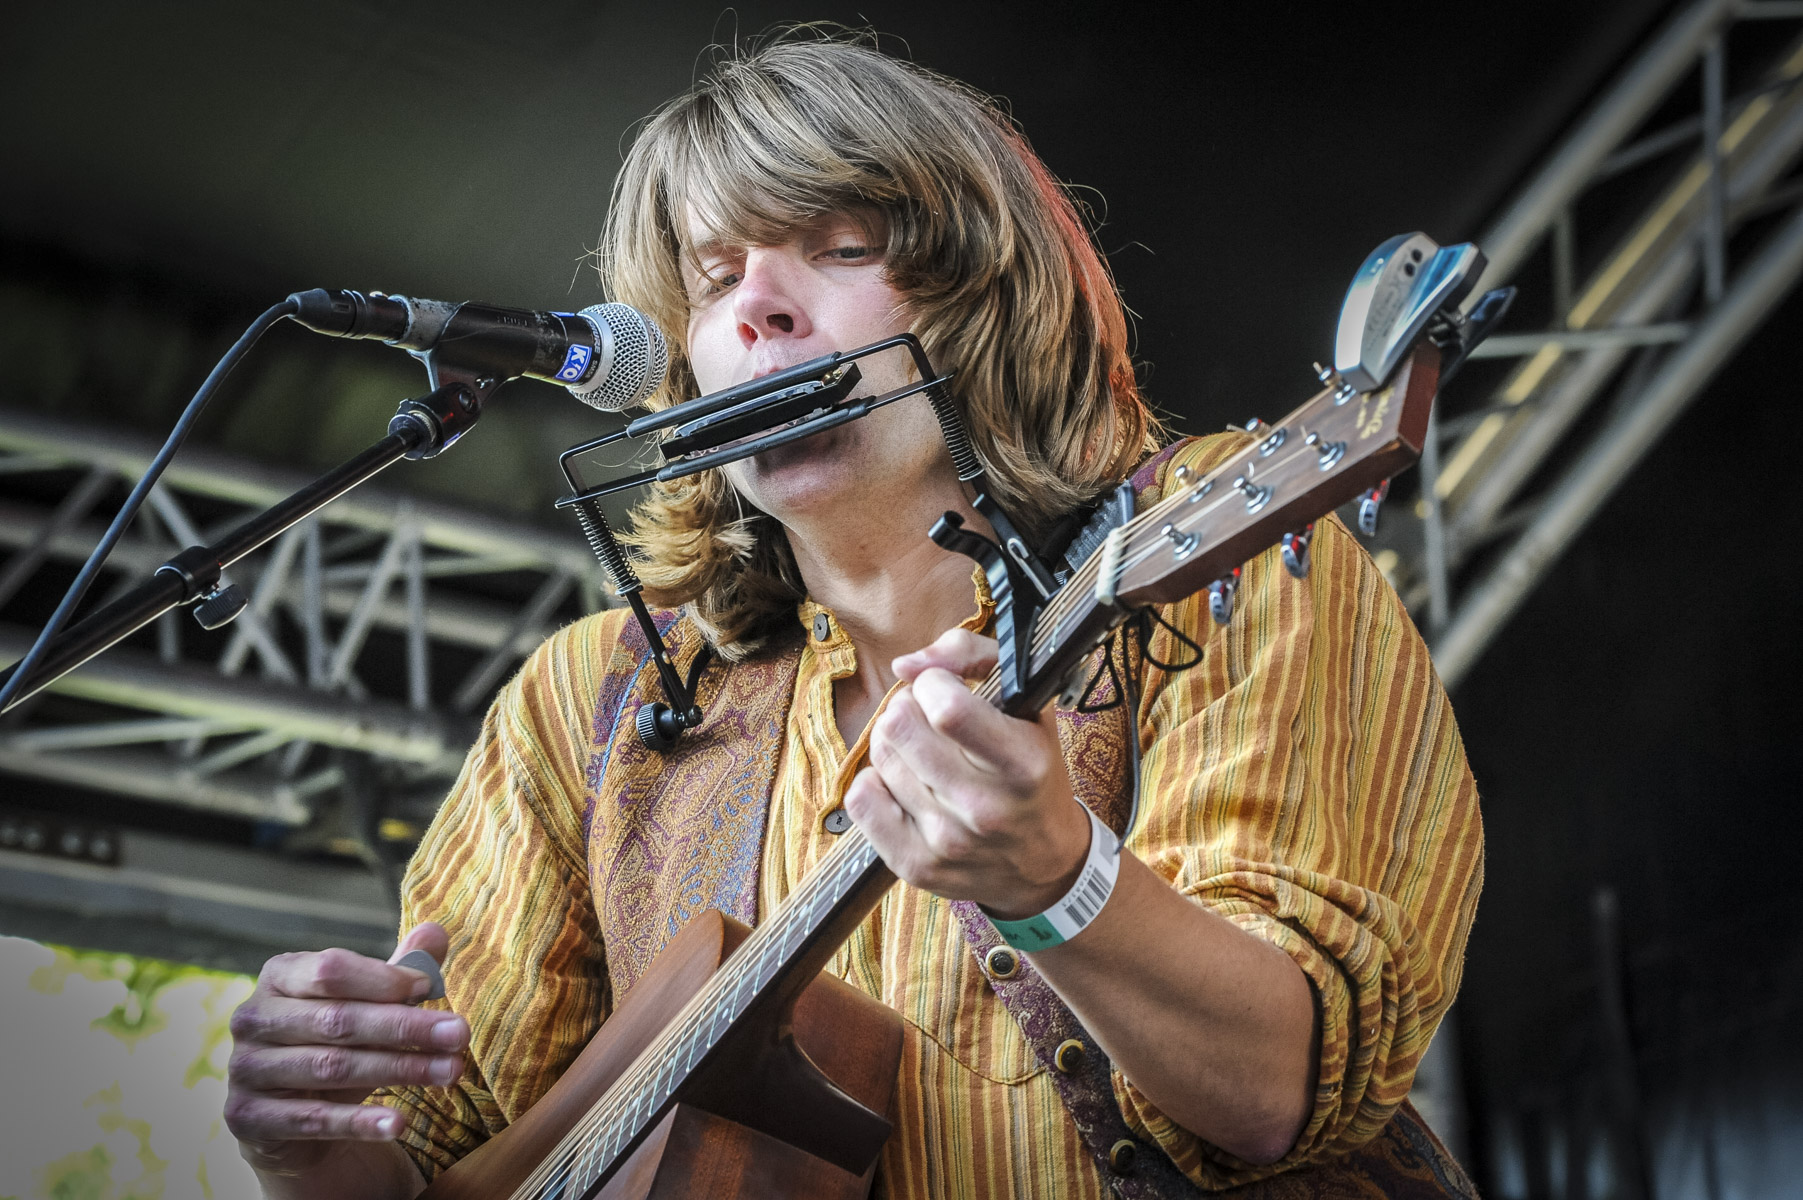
[0,385,473,712]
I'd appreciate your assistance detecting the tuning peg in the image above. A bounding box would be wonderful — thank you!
[1312,361,1337,387]
[1303,430,1345,470]
[1357,479,1391,536]
[1280,525,1315,579]
[1207,568,1241,625]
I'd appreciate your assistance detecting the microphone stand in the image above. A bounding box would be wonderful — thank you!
[0,378,488,712]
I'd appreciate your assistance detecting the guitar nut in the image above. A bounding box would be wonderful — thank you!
[983,945,1021,980]
[1054,1038,1086,1073]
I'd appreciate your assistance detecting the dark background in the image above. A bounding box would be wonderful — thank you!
[3,2,1800,1195]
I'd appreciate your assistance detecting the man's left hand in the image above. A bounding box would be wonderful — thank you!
[843,627,1093,918]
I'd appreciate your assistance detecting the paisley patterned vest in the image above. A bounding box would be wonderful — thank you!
[578,447,1478,1198]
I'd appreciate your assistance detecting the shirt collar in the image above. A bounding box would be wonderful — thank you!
[794,565,996,669]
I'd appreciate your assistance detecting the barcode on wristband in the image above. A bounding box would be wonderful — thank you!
[1064,863,1113,927]
[1040,808,1122,944]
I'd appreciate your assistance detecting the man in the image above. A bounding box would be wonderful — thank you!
[224,35,1481,1198]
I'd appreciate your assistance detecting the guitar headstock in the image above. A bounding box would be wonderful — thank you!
[1111,341,1440,608]
[995,231,1496,714]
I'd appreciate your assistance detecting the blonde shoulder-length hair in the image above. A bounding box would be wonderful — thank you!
[597,33,1161,659]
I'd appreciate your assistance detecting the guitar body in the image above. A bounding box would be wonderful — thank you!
[421,909,904,1200]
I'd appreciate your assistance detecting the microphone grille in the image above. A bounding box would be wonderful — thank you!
[569,303,669,412]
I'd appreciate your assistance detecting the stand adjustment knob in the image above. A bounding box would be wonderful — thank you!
[192,584,247,631]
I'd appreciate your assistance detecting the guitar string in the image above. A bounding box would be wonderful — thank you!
[518,389,1370,1195]
[1012,407,1343,683]
[520,833,880,1199]
[517,814,881,1199]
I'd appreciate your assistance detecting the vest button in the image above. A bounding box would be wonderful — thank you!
[1053,1038,1086,1074]
[822,807,852,835]
[983,945,1020,980]
[1108,1139,1139,1173]
[812,613,832,641]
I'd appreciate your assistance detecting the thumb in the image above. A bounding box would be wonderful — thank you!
[388,922,450,1002]
[389,921,450,967]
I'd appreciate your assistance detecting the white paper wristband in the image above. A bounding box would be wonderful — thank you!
[985,807,1122,953]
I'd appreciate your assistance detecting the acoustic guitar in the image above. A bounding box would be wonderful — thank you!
[415,333,1444,1200]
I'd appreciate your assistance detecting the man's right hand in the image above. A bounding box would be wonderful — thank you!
[224,922,468,1179]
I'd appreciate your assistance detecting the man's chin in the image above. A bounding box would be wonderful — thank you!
[746,422,848,474]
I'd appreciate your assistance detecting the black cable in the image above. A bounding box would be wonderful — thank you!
[1118,625,1144,845]
[0,298,299,713]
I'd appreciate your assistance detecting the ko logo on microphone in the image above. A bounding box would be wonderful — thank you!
[557,343,593,383]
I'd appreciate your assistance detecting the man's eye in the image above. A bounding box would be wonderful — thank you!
[822,245,873,261]
[699,270,741,295]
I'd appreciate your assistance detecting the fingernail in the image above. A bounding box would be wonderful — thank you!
[409,976,431,1000]
[430,1055,462,1085]
[377,1112,401,1137]
[431,1017,465,1049]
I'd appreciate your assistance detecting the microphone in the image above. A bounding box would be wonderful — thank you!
[287,288,668,412]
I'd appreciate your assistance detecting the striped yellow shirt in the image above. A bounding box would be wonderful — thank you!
[376,433,1483,1195]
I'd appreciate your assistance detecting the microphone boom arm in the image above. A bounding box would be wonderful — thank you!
[0,383,483,712]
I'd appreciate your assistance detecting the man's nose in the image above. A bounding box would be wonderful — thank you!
[733,249,811,345]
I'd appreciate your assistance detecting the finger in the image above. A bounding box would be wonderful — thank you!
[224,1092,408,1144]
[389,922,450,1000]
[842,767,919,860]
[843,760,973,893]
[259,947,433,1004]
[231,995,469,1051]
[870,689,987,821]
[229,1042,466,1093]
[893,628,998,683]
[909,667,1049,775]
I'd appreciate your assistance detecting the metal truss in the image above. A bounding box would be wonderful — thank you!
[0,403,612,954]
[1364,0,1803,689]
[1396,0,1803,1155]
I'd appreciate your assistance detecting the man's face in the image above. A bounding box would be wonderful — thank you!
[683,209,953,527]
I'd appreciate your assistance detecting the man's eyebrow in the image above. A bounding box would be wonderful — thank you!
[687,236,737,262]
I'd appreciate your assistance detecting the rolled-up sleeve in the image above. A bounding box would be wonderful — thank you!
[1112,442,1483,1187]
[368,612,629,1181]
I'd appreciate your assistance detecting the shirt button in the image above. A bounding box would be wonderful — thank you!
[813,613,832,641]
[823,807,852,835]
[1108,1139,1139,1173]
[1053,1038,1086,1073]
[983,945,1021,980]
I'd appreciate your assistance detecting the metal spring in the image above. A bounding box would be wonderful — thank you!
[926,383,985,482]
[571,499,642,594]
